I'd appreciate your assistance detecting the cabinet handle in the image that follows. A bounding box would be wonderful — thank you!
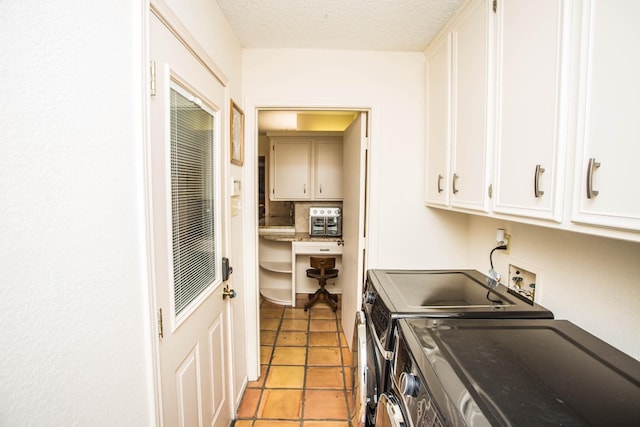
[437,174,443,193]
[534,164,545,198]
[319,184,322,194]
[586,157,601,199]
[452,174,459,194]
[303,184,306,194]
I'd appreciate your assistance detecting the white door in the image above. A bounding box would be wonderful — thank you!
[572,0,640,231]
[149,13,233,427]
[493,0,566,221]
[424,35,451,207]
[314,139,344,200]
[270,139,311,200]
[341,113,368,346]
[450,0,491,212]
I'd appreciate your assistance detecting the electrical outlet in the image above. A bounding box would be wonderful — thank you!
[508,263,536,302]
[504,233,511,255]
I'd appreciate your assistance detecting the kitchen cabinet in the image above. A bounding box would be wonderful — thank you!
[571,0,640,232]
[492,0,569,221]
[425,0,491,212]
[424,33,450,207]
[314,140,343,200]
[270,138,311,200]
[269,135,343,201]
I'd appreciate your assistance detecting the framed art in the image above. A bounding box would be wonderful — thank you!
[230,99,244,166]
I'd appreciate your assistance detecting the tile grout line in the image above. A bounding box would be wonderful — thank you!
[252,301,351,426]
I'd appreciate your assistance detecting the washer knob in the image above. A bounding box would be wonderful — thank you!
[399,372,420,397]
[363,291,376,304]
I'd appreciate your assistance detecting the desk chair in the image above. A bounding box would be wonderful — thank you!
[304,256,339,312]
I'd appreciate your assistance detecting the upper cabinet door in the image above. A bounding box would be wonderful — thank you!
[450,0,492,212]
[493,0,569,221]
[572,0,640,231]
[270,139,311,200]
[424,34,451,207]
[314,139,343,200]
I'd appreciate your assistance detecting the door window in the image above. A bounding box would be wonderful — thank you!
[170,83,219,316]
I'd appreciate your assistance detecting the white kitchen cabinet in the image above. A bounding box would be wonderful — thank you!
[314,140,343,200]
[450,0,492,212]
[424,33,451,207]
[269,135,343,201]
[270,138,311,200]
[425,0,491,212]
[571,0,640,232]
[492,0,570,221]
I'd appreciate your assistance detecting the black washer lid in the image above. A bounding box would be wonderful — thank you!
[404,319,640,426]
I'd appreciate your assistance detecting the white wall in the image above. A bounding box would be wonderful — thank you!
[0,0,245,425]
[241,48,640,366]
[0,1,153,426]
[466,215,640,360]
[242,49,469,271]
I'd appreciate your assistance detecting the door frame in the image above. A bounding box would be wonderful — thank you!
[143,2,233,424]
[243,98,380,379]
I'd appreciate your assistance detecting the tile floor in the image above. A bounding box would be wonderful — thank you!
[234,299,353,427]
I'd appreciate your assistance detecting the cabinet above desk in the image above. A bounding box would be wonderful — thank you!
[268,133,343,202]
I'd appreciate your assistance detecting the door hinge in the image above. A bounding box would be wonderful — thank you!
[150,61,157,97]
[157,307,164,339]
[493,0,497,13]
[488,184,493,199]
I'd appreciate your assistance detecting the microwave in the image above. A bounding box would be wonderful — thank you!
[309,206,342,237]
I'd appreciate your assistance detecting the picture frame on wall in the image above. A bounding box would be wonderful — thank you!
[230,99,244,166]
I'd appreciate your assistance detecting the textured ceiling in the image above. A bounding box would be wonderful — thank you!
[216,0,465,52]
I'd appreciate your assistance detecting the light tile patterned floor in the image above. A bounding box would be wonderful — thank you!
[234,300,352,427]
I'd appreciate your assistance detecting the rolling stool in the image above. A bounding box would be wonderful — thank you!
[304,256,339,312]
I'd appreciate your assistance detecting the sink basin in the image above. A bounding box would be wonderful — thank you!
[259,226,296,236]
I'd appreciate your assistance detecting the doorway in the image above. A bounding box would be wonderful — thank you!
[255,108,369,349]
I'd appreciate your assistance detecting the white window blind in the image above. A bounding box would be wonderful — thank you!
[170,86,217,315]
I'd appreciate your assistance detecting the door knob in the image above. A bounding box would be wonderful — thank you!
[223,286,237,300]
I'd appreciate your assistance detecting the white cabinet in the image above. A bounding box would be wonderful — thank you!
[314,140,343,200]
[270,138,311,200]
[259,237,294,305]
[424,34,451,207]
[450,0,492,212]
[571,0,640,231]
[425,0,491,212]
[492,0,569,221]
[269,135,343,201]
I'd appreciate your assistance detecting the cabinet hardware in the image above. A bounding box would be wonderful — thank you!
[452,174,460,194]
[488,184,493,199]
[158,308,163,339]
[534,164,545,198]
[437,174,443,193]
[319,184,322,194]
[586,158,601,199]
[150,61,157,97]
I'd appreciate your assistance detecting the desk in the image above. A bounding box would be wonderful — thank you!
[259,234,343,306]
[292,240,343,305]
